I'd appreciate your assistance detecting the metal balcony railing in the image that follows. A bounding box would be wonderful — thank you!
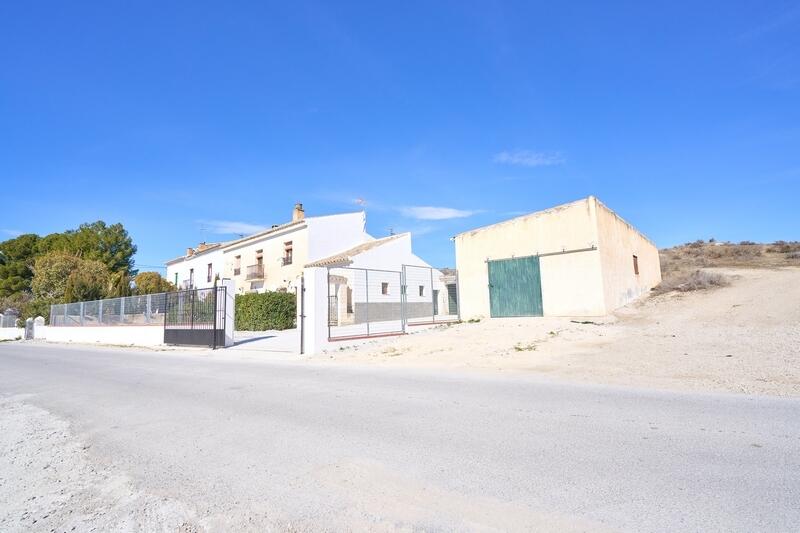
[245,264,264,280]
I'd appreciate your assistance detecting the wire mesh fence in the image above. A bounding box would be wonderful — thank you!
[402,265,459,325]
[327,267,404,339]
[326,266,459,340]
[50,293,168,327]
[0,312,20,328]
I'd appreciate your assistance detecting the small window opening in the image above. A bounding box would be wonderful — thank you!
[283,241,293,265]
[419,285,425,297]
[381,282,389,295]
[207,263,212,283]
[633,255,639,275]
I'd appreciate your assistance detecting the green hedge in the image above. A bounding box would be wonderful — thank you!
[235,291,296,331]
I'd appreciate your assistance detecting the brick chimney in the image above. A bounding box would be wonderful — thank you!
[186,247,194,257]
[292,202,305,222]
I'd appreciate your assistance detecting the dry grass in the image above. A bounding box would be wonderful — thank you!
[656,240,799,294]
[652,270,729,295]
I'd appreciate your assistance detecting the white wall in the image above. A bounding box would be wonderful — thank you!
[0,327,24,340]
[44,325,164,346]
[166,248,225,290]
[306,211,370,261]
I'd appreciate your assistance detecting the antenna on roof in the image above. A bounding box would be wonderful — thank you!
[199,224,208,243]
[388,227,395,236]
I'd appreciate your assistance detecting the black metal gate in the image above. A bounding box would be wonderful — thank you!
[163,286,226,348]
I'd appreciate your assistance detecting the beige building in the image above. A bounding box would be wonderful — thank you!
[454,196,661,318]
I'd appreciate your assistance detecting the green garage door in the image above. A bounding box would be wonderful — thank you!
[487,256,543,317]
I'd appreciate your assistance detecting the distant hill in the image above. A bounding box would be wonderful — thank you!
[655,240,800,293]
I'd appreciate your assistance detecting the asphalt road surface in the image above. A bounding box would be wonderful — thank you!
[1,342,798,532]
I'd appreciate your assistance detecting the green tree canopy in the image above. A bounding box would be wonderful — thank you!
[64,260,110,303]
[31,252,82,301]
[133,272,176,295]
[71,221,138,276]
[0,233,40,297]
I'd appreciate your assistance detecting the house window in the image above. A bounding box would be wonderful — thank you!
[418,285,425,297]
[381,282,389,295]
[283,241,293,266]
[207,263,212,283]
[174,272,178,286]
[256,250,263,266]
[189,268,194,288]
[633,255,639,275]
[234,255,241,275]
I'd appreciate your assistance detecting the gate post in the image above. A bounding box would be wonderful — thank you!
[430,267,435,323]
[146,294,152,324]
[212,287,218,350]
[365,269,370,337]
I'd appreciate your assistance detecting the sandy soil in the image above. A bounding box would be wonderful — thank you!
[0,396,202,533]
[319,267,800,396]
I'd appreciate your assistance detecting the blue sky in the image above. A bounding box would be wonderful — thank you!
[1,1,798,271]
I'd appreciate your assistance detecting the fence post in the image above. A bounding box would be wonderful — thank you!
[64,304,67,325]
[400,267,406,333]
[119,297,125,324]
[430,267,435,323]
[146,294,152,324]
[80,301,84,326]
[455,270,461,321]
[212,287,218,350]
[365,269,370,337]
[99,300,104,325]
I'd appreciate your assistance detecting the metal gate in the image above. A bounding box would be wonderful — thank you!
[487,256,543,317]
[164,286,227,348]
[326,266,459,341]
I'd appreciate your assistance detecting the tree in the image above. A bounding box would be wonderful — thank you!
[133,272,176,295]
[107,271,132,298]
[31,252,82,301]
[71,221,137,276]
[64,260,110,303]
[0,233,40,297]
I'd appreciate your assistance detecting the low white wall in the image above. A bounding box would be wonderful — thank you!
[0,327,24,341]
[44,325,164,346]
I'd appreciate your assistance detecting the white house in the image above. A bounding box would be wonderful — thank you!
[305,232,455,341]
[165,242,226,290]
[166,204,372,294]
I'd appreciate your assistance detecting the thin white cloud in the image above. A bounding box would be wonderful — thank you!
[1,229,23,237]
[199,220,268,235]
[493,150,565,167]
[399,206,479,220]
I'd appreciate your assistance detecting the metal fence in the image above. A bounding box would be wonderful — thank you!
[50,293,168,327]
[0,312,19,328]
[326,266,459,341]
[164,286,227,347]
[402,265,459,326]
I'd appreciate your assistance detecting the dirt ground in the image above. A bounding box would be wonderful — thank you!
[0,396,201,533]
[319,267,800,397]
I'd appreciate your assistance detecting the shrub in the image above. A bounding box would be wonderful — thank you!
[235,291,296,331]
[653,270,730,294]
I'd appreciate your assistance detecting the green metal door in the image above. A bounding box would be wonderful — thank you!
[487,256,543,317]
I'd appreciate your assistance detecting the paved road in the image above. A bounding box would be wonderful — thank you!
[1,342,798,532]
